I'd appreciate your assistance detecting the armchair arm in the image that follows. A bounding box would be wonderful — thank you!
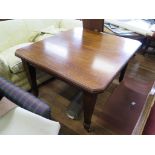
[0,55,11,79]
[0,77,51,119]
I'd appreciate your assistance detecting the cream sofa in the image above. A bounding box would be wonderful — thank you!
[0,19,82,90]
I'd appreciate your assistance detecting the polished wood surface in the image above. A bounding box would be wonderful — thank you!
[100,77,154,135]
[22,60,38,96]
[119,63,128,82]
[82,19,104,32]
[16,28,141,93]
[83,91,97,131]
[38,53,155,134]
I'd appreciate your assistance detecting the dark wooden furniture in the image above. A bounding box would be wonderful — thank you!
[141,36,155,55]
[82,19,104,32]
[16,28,141,131]
[143,102,155,134]
[0,19,11,21]
[82,19,129,82]
[100,76,155,134]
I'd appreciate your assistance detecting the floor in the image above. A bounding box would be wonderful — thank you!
[38,51,155,135]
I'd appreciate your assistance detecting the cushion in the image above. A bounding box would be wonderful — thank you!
[0,20,30,52]
[0,106,60,135]
[0,97,17,117]
[30,25,67,42]
[33,33,54,42]
[0,42,33,74]
[60,19,82,29]
[38,25,61,34]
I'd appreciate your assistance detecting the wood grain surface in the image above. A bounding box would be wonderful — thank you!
[16,28,141,93]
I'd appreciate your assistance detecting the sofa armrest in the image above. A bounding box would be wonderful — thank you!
[0,77,51,119]
[0,55,11,79]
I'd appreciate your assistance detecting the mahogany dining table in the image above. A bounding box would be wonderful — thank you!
[16,28,141,131]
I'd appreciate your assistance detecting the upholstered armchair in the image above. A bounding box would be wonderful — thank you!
[0,77,60,135]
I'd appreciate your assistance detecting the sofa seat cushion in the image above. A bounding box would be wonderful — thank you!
[0,106,60,135]
[33,33,54,42]
[0,42,33,74]
[39,25,65,34]
[30,25,67,42]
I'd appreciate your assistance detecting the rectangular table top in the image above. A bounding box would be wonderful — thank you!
[16,28,141,93]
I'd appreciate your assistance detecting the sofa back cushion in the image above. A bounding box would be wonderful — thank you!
[0,20,30,52]
[21,19,62,42]
[27,19,82,42]
[23,19,62,35]
[0,19,82,52]
[60,19,82,29]
[0,19,62,52]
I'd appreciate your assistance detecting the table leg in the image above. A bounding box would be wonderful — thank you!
[22,60,38,96]
[0,93,3,100]
[83,91,97,132]
[142,38,151,55]
[119,63,128,82]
